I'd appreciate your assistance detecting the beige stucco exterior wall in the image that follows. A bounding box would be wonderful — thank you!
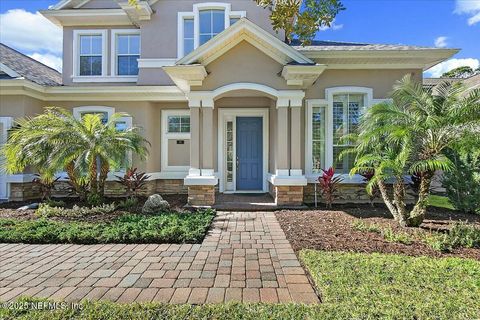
[196,41,291,91]
[0,95,46,118]
[306,69,423,99]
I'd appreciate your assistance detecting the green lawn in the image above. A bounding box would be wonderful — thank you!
[0,211,214,244]
[300,250,480,319]
[427,194,455,210]
[2,251,479,320]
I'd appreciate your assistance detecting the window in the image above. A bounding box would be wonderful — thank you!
[199,9,225,45]
[177,4,246,58]
[74,30,107,78]
[332,94,364,173]
[80,111,108,124]
[79,35,103,76]
[183,18,194,55]
[116,34,140,76]
[167,115,190,133]
[162,110,191,172]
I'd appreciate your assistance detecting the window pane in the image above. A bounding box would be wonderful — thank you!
[80,56,102,76]
[115,121,127,132]
[199,10,212,34]
[212,10,225,33]
[184,39,194,55]
[80,36,91,54]
[230,17,240,25]
[118,55,139,76]
[117,35,129,54]
[184,19,194,38]
[199,35,212,45]
[129,35,140,54]
[312,107,326,173]
[91,35,102,55]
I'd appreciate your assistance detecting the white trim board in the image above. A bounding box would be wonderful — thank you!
[217,108,269,193]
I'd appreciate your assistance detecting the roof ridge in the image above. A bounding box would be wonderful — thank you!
[0,43,61,75]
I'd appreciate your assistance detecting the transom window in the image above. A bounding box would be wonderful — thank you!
[332,94,364,174]
[80,111,108,124]
[79,35,102,76]
[116,34,140,76]
[168,115,190,133]
[199,9,225,45]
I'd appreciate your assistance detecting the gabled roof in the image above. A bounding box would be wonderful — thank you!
[290,39,458,51]
[0,44,62,86]
[176,18,313,66]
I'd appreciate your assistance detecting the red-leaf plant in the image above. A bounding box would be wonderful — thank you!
[115,167,151,199]
[318,167,344,209]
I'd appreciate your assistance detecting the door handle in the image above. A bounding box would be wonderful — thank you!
[236,156,239,171]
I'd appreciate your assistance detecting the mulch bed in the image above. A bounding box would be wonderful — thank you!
[276,204,480,260]
[0,194,188,223]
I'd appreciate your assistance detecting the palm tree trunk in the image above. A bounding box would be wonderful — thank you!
[98,159,109,198]
[408,171,434,227]
[392,179,408,227]
[377,180,401,223]
[89,155,98,195]
[65,161,85,199]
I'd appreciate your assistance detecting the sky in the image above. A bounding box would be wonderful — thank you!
[0,0,479,77]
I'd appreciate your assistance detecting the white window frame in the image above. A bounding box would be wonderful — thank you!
[177,3,246,58]
[306,87,373,183]
[73,30,108,79]
[161,109,191,172]
[111,29,141,80]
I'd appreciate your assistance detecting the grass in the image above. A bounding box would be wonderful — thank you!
[0,210,215,244]
[427,195,455,210]
[2,251,479,319]
[300,250,480,319]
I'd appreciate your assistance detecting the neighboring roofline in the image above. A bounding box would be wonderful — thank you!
[0,79,186,102]
[177,18,313,66]
[52,0,158,10]
[1,43,62,75]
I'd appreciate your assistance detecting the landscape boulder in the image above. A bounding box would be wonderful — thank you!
[142,194,170,214]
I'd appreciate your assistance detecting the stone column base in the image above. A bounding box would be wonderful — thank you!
[275,186,304,206]
[188,185,215,206]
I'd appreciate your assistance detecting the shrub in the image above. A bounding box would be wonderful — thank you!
[115,168,150,198]
[318,167,343,209]
[443,149,480,215]
[36,203,116,218]
[0,210,215,244]
[32,175,60,201]
[351,220,381,233]
[117,197,139,210]
[422,222,480,252]
[382,227,413,245]
[43,199,66,208]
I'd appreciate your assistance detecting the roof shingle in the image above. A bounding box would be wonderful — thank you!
[0,43,62,86]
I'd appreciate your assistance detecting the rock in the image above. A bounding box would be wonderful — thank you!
[142,194,170,214]
[17,203,39,211]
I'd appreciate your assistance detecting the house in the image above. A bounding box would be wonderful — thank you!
[0,0,457,206]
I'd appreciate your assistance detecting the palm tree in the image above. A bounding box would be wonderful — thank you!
[350,75,480,227]
[2,107,149,200]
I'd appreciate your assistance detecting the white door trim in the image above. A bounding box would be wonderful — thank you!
[0,117,13,200]
[217,108,269,193]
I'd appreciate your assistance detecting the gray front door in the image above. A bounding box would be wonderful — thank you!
[236,117,263,190]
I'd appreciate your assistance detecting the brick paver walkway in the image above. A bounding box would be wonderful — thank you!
[0,212,318,304]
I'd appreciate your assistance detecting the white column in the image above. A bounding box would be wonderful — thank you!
[275,104,289,176]
[189,105,201,176]
[201,104,214,176]
[290,104,302,176]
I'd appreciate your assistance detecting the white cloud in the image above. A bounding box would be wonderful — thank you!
[0,9,62,55]
[425,58,480,77]
[434,36,448,48]
[28,53,62,72]
[454,0,480,25]
[319,19,343,31]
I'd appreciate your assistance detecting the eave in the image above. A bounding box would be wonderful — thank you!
[0,79,186,102]
[40,9,133,27]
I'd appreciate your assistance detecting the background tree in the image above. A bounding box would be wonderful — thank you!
[256,0,344,45]
[442,66,479,78]
[2,107,149,201]
[350,75,480,227]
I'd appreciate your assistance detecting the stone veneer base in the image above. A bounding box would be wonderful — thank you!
[187,185,216,206]
[275,185,304,206]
